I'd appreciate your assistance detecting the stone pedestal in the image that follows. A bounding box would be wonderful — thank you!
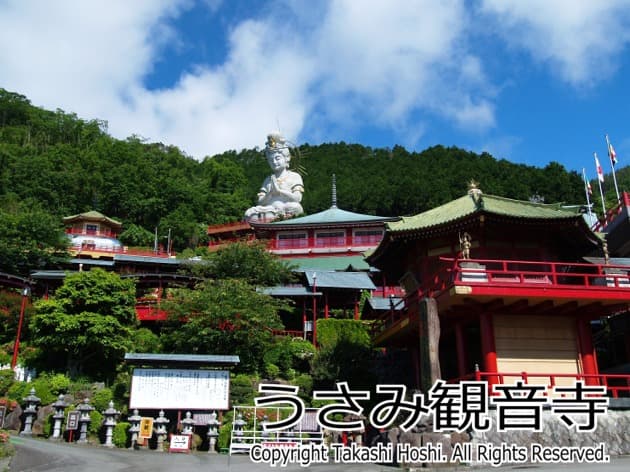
[20,388,40,436]
[207,411,220,454]
[50,394,67,440]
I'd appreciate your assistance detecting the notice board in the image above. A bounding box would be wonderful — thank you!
[130,368,229,410]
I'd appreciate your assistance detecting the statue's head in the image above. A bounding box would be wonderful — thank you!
[265,132,291,170]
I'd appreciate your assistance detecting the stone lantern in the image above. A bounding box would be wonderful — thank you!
[20,387,40,436]
[128,409,142,449]
[50,394,68,440]
[181,411,195,436]
[207,411,221,454]
[154,410,170,452]
[102,400,119,448]
[233,412,246,443]
[76,398,94,444]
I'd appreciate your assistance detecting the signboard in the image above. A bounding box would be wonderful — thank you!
[66,411,80,431]
[129,368,229,410]
[139,417,154,439]
[0,406,5,428]
[169,434,191,453]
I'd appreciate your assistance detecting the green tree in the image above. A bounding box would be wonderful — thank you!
[29,269,137,379]
[160,279,289,373]
[310,319,375,389]
[0,196,69,276]
[182,241,296,286]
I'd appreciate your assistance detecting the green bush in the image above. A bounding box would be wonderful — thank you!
[92,387,113,412]
[6,381,29,403]
[47,373,71,395]
[0,369,14,396]
[264,363,280,380]
[293,374,313,403]
[42,412,54,437]
[112,421,129,448]
[89,410,103,436]
[30,375,56,405]
[230,374,255,405]
[218,421,232,451]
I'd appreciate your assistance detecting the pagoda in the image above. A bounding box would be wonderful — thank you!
[367,183,630,394]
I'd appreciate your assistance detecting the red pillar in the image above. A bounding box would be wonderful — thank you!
[324,293,329,319]
[455,322,467,378]
[479,312,498,386]
[577,317,598,385]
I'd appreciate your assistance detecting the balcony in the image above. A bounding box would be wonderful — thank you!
[65,228,119,238]
[371,257,630,340]
[267,235,383,255]
[70,244,174,258]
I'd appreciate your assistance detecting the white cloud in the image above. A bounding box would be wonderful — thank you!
[0,0,499,159]
[479,0,630,86]
[312,0,495,131]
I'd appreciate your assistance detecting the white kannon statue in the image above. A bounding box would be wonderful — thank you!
[244,133,304,222]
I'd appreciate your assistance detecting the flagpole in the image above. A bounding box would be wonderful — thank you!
[594,152,607,218]
[582,168,593,220]
[605,134,620,202]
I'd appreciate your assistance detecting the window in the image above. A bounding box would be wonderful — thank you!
[277,232,308,249]
[85,224,98,235]
[353,229,383,245]
[315,231,345,247]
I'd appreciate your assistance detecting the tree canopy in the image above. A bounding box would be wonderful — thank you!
[1,87,613,255]
[29,269,137,378]
[160,279,290,374]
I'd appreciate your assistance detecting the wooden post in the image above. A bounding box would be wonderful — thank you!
[418,298,441,392]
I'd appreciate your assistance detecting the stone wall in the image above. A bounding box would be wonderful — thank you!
[471,405,630,456]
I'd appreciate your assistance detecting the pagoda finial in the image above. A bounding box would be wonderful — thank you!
[331,174,337,208]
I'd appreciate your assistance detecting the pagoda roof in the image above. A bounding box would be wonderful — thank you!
[287,255,371,271]
[252,206,398,229]
[63,211,122,229]
[388,193,582,235]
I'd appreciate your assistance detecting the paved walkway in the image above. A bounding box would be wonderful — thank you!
[7,436,630,472]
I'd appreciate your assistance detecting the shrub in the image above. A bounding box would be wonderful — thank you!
[47,373,71,395]
[89,410,103,436]
[264,363,280,380]
[112,421,130,448]
[230,374,255,406]
[91,387,113,412]
[0,369,14,396]
[218,421,232,451]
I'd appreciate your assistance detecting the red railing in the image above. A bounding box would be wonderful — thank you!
[450,370,630,398]
[270,329,305,338]
[591,191,630,232]
[267,235,383,251]
[65,228,119,238]
[371,257,630,337]
[135,301,168,321]
[70,244,174,258]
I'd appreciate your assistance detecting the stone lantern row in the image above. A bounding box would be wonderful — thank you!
[19,389,222,452]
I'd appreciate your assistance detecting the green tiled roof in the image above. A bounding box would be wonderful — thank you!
[63,210,122,228]
[264,206,397,226]
[286,255,370,271]
[388,193,581,233]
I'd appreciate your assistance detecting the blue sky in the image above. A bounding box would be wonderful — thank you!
[2,0,630,181]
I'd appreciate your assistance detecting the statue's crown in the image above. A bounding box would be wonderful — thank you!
[266,132,286,150]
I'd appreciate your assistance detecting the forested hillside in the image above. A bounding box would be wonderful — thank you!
[1,88,621,255]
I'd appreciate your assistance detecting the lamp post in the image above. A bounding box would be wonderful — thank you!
[11,287,30,370]
[312,273,317,347]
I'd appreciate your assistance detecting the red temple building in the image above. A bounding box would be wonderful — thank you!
[366,183,630,395]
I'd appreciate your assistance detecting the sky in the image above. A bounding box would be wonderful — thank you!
[2,0,630,180]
